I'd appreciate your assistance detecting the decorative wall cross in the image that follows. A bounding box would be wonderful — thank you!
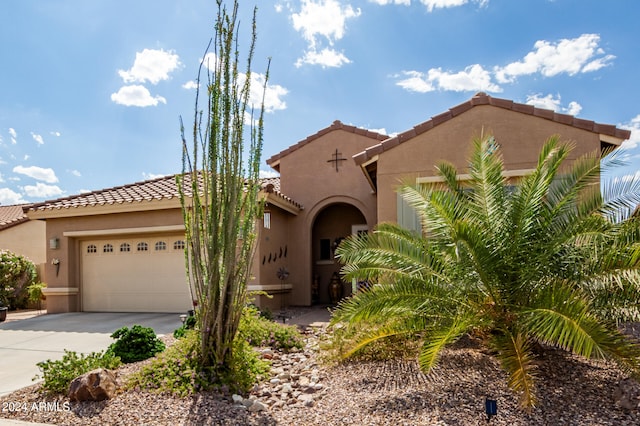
[327,148,347,172]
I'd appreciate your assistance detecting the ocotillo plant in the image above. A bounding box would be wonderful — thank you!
[178,0,269,373]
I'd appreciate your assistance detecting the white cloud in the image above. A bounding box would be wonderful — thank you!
[50,131,61,137]
[23,155,29,161]
[111,85,167,107]
[396,64,500,93]
[68,169,82,177]
[31,132,44,145]
[9,128,17,144]
[0,173,3,183]
[0,188,26,205]
[118,48,181,85]
[182,80,199,90]
[259,169,280,178]
[525,93,582,116]
[241,73,289,112]
[12,165,58,183]
[142,172,167,180]
[22,182,64,198]
[420,0,469,11]
[370,0,487,9]
[494,34,614,84]
[198,58,289,112]
[369,0,411,5]
[396,71,435,93]
[620,114,640,150]
[367,127,388,135]
[292,0,360,68]
[295,47,351,68]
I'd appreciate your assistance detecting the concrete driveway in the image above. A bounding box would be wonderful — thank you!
[0,312,183,396]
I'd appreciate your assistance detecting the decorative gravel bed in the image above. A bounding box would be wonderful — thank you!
[1,325,640,425]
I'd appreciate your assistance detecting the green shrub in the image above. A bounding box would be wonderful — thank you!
[238,305,304,351]
[0,250,37,309]
[34,350,121,394]
[127,329,269,396]
[173,315,196,339]
[107,325,165,363]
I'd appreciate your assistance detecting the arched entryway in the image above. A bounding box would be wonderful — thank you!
[311,203,367,305]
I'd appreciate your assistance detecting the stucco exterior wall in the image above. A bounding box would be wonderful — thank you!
[376,105,603,223]
[276,128,379,305]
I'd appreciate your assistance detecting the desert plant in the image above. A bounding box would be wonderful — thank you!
[333,135,640,408]
[128,329,269,396]
[238,305,304,351]
[177,0,270,377]
[107,325,165,363]
[0,250,37,309]
[34,350,121,394]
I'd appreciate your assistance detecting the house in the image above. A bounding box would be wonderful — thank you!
[24,93,631,313]
[0,204,46,278]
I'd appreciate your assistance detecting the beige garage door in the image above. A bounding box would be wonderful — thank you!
[81,235,191,312]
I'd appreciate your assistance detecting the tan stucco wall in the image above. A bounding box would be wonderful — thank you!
[44,208,184,313]
[248,206,294,311]
[276,129,380,305]
[376,105,603,223]
[0,220,46,280]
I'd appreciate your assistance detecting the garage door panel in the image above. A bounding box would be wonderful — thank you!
[82,236,191,312]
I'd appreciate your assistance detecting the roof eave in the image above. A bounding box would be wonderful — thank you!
[25,198,183,220]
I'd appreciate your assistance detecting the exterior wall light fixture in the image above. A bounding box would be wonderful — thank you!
[49,237,60,250]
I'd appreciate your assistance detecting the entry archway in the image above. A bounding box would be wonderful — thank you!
[311,203,366,304]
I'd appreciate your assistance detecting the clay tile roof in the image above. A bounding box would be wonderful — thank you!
[24,174,185,213]
[0,204,30,230]
[24,174,302,214]
[266,120,388,170]
[261,177,304,210]
[354,93,632,165]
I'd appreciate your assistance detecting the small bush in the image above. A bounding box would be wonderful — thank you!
[0,250,37,309]
[34,350,121,394]
[107,325,165,363]
[127,329,269,396]
[173,315,196,339]
[238,305,304,351]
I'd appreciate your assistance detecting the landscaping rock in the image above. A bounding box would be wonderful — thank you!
[68,368,118,402]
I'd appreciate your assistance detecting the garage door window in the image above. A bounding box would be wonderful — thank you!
[103,244,114,253]
[87,244,97,254]
[120,243,131,252]
[174,240,185,250]
[137,242,149,252]
[155,241,167,251]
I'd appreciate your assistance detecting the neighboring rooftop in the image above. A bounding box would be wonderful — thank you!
[266,120,388,171]
[353,92,632,165]
[0,204,30,231]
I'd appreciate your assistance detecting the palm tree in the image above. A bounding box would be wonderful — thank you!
[332,135,640,408]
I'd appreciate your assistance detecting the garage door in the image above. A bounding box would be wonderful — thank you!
[81,235,192,312]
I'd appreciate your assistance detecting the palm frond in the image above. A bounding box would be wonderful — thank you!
[418,316,474,372]
[523,283,635,360]
[491,330,538,409]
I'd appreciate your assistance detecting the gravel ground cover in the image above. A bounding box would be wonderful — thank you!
[1,321,640,425]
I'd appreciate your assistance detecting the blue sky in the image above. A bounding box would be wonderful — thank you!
[1,0,639,204]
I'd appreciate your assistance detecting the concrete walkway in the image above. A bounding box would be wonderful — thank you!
[0,312,183,397]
